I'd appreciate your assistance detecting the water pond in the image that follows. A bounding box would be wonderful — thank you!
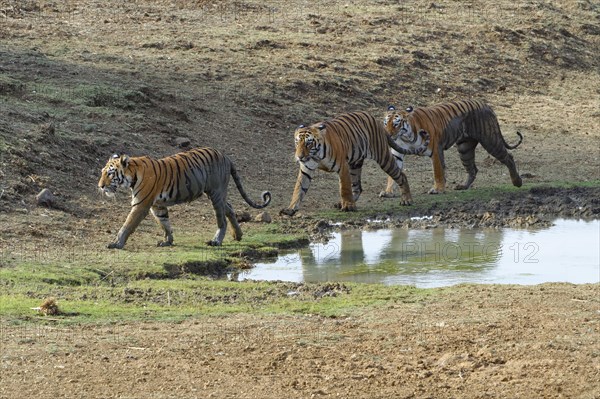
[241,219,600,288]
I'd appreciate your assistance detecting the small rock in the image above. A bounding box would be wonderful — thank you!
[412,50,431,59]
[83,123,99,133]
[236,211,251,223]
[481,211,495,223]
[313,219,330,232]
[41,122,56,135]
[255,211,272,223]
[172,137,191,148]
[36,188,56,207]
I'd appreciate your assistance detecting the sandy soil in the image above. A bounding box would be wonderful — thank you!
[0,1,599,397]
[2,283,599,399]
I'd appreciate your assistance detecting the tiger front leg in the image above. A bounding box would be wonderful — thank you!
[280,165,315,216]
[379,176,397,198]
[151,205,174,247]
[393,172,413,206]
[108,205,150,249]
[379,151,404,198]
[429,149,446,194]
[350,162,364,202]
[337,163,356,212]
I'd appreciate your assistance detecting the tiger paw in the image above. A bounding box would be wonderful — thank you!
[454,184,469,191]
[428,188,444,194]
[157,241,173,247]
[107,242,124,249]
[279,208,297,217]
[206,240,222,247]
[399,197,412,206]
[512,176,523,187]
[231,230,243,241]
[339,202,357,212]
[378,191,397,198]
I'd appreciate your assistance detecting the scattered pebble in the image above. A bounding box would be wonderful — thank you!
[36,188,56,207]
[255,211,272,223]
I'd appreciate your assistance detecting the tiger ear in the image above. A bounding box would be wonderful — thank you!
[387,105,396,111]
[406,106,414,113]
[119,154,130,168]
[111,154,119,159]
[318,124,326,130]
[298,124,305,128]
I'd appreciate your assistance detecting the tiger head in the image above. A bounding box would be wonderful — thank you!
[383,105,431,155]
[98,154,135,197]
[383,105,414,139]
[294,123,325,167]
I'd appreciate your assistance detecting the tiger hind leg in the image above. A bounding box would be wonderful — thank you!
[455,139,479,190]
[151,205,174,247]
[225,201,243,241]
[479,139,522,188]
[500,152,522,187]
[207,193,228,246]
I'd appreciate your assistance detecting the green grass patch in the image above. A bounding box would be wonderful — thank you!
[0,135,7,152]
[0,222,307,284]
[2,182,597,327]
[0,280,432,326]
[0,218,431,325]
[0,74,25,96]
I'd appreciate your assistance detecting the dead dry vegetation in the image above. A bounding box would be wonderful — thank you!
[0,0,599,398]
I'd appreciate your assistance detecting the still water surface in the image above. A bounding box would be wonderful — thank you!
[243,219,600,287]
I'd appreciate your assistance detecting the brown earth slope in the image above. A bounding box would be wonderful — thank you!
[0,0,598,219]
[0,1,599,398]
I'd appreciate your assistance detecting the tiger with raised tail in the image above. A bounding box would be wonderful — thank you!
[279,111,430,216]
[98,147,271,248]
[382,99,523,195]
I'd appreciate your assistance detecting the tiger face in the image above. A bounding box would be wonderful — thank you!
[384,105,431,155]
[98,154,133,197]
[383,105,414,139]
[294,124,325,167]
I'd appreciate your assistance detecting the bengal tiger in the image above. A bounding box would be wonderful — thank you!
[98,147,271,248]
[279,111,430,216]
[382,99,523,195]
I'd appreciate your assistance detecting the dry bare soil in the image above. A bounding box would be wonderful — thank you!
[1,284,598,399]
[0,0,599,398]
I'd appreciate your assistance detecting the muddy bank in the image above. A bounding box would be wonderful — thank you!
[305,187,600,236]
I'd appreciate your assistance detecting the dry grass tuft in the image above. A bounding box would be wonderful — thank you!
[37,297,60,316]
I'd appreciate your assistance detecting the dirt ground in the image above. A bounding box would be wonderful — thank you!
[1,283,599,399]
[0,0,599,398]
